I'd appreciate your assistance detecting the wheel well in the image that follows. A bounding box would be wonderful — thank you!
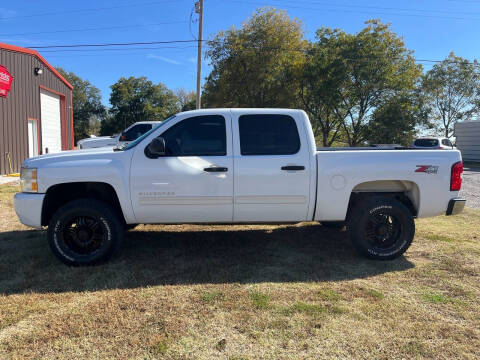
[346,192,417,221]
[41,182,124,226]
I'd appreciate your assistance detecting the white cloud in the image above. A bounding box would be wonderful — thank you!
[146,54,181,65]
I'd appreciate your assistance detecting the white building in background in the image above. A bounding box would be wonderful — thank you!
[454,120,480,162]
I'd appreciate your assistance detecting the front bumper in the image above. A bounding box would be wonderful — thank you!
[446,198,466,216]
[14,192,45,229]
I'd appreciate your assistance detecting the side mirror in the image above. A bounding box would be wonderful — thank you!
[120,132,126,141]
[145,137,166,158]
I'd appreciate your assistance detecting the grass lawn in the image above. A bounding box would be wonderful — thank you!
[0,183,479,359]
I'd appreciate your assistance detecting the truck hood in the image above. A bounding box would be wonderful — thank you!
[22,147,118,168]
[78,135,116,143]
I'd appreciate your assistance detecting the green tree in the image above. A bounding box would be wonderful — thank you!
[421,52,480,138]
[56,68,106,143]
[300,29,348,147]
[366,91,429,146]
[203,7,306,108]
[175,88,196,111]
[304,20,421,146]
[104,76,179,135]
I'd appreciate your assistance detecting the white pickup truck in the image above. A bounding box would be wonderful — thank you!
[76,121,161,149]
[14,109,466,265]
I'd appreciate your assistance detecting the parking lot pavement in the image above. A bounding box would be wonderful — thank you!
[461,166,480,209]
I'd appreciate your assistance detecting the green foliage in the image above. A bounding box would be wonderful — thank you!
[317,289,343,302]
[280,302,326,315]
[203,7,306,108]
[201,291,224,303]
[300,31,347,146]
[365,289,384,299]
[148,339,168,356]
[421,52,480,138]
[279,302,346,316]
[366,91,430,146]
[56,67,106,144]
[250,291,271,309]
[204,13,423,146]
[175,88,196,111]
[422,292,451,304]
[307,20,422,146]
[103,76,179,135]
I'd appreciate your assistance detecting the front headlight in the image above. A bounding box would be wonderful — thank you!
[20,167,38,193]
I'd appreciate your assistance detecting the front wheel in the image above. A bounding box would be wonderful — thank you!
[347,196,415,260]
[47,199,124,266]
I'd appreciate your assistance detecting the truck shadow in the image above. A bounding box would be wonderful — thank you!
[0,224,414,294]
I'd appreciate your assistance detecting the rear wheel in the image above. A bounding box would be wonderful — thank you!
[347,196,414,260]
[47,199,124,266]
[321,221,345,230]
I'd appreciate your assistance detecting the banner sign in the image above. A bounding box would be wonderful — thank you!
[0,65,14,98]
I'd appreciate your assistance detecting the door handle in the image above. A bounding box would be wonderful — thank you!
[204,166,228,172]
[281,165,305,171]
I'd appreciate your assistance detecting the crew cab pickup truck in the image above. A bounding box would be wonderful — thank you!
[14,109,466,265]
[77,121,161,149]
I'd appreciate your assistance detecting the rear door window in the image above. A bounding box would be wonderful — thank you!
[238,114,300,155]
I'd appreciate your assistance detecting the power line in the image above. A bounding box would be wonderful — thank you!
[230,0,480,21]
[39,45,198,53]
[32,41,479,67]
[28,40,203,49]
[0,0,185,21]
[0,21,188,37]
[44,48,198,58]
[264,0,480,17]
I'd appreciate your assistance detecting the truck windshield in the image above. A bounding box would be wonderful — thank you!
[121,115,176,151]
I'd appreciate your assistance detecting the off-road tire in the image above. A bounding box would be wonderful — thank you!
[347,196,415,260]
[47,199,124,266]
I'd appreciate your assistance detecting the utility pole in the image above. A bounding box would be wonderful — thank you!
[195,0,204,109]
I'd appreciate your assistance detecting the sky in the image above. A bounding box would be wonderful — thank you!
[1,0,480,105]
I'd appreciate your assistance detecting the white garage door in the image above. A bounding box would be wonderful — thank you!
[40,90,62,154]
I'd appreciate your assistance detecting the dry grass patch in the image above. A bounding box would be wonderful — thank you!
[0,183,479,359]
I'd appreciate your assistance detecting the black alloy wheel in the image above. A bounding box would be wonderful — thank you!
[348,196,415,260]
[62,216,106,256]
[48,199,123,265]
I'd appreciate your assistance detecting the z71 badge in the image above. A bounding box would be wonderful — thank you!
[415,165,439,174]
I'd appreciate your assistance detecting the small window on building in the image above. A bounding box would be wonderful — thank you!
[239,114,300,155]
[161,115,226,156]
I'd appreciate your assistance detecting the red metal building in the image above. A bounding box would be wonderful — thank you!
[0,42,74,175]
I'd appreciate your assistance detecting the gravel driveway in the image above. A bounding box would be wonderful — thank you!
[461,166,480,209]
